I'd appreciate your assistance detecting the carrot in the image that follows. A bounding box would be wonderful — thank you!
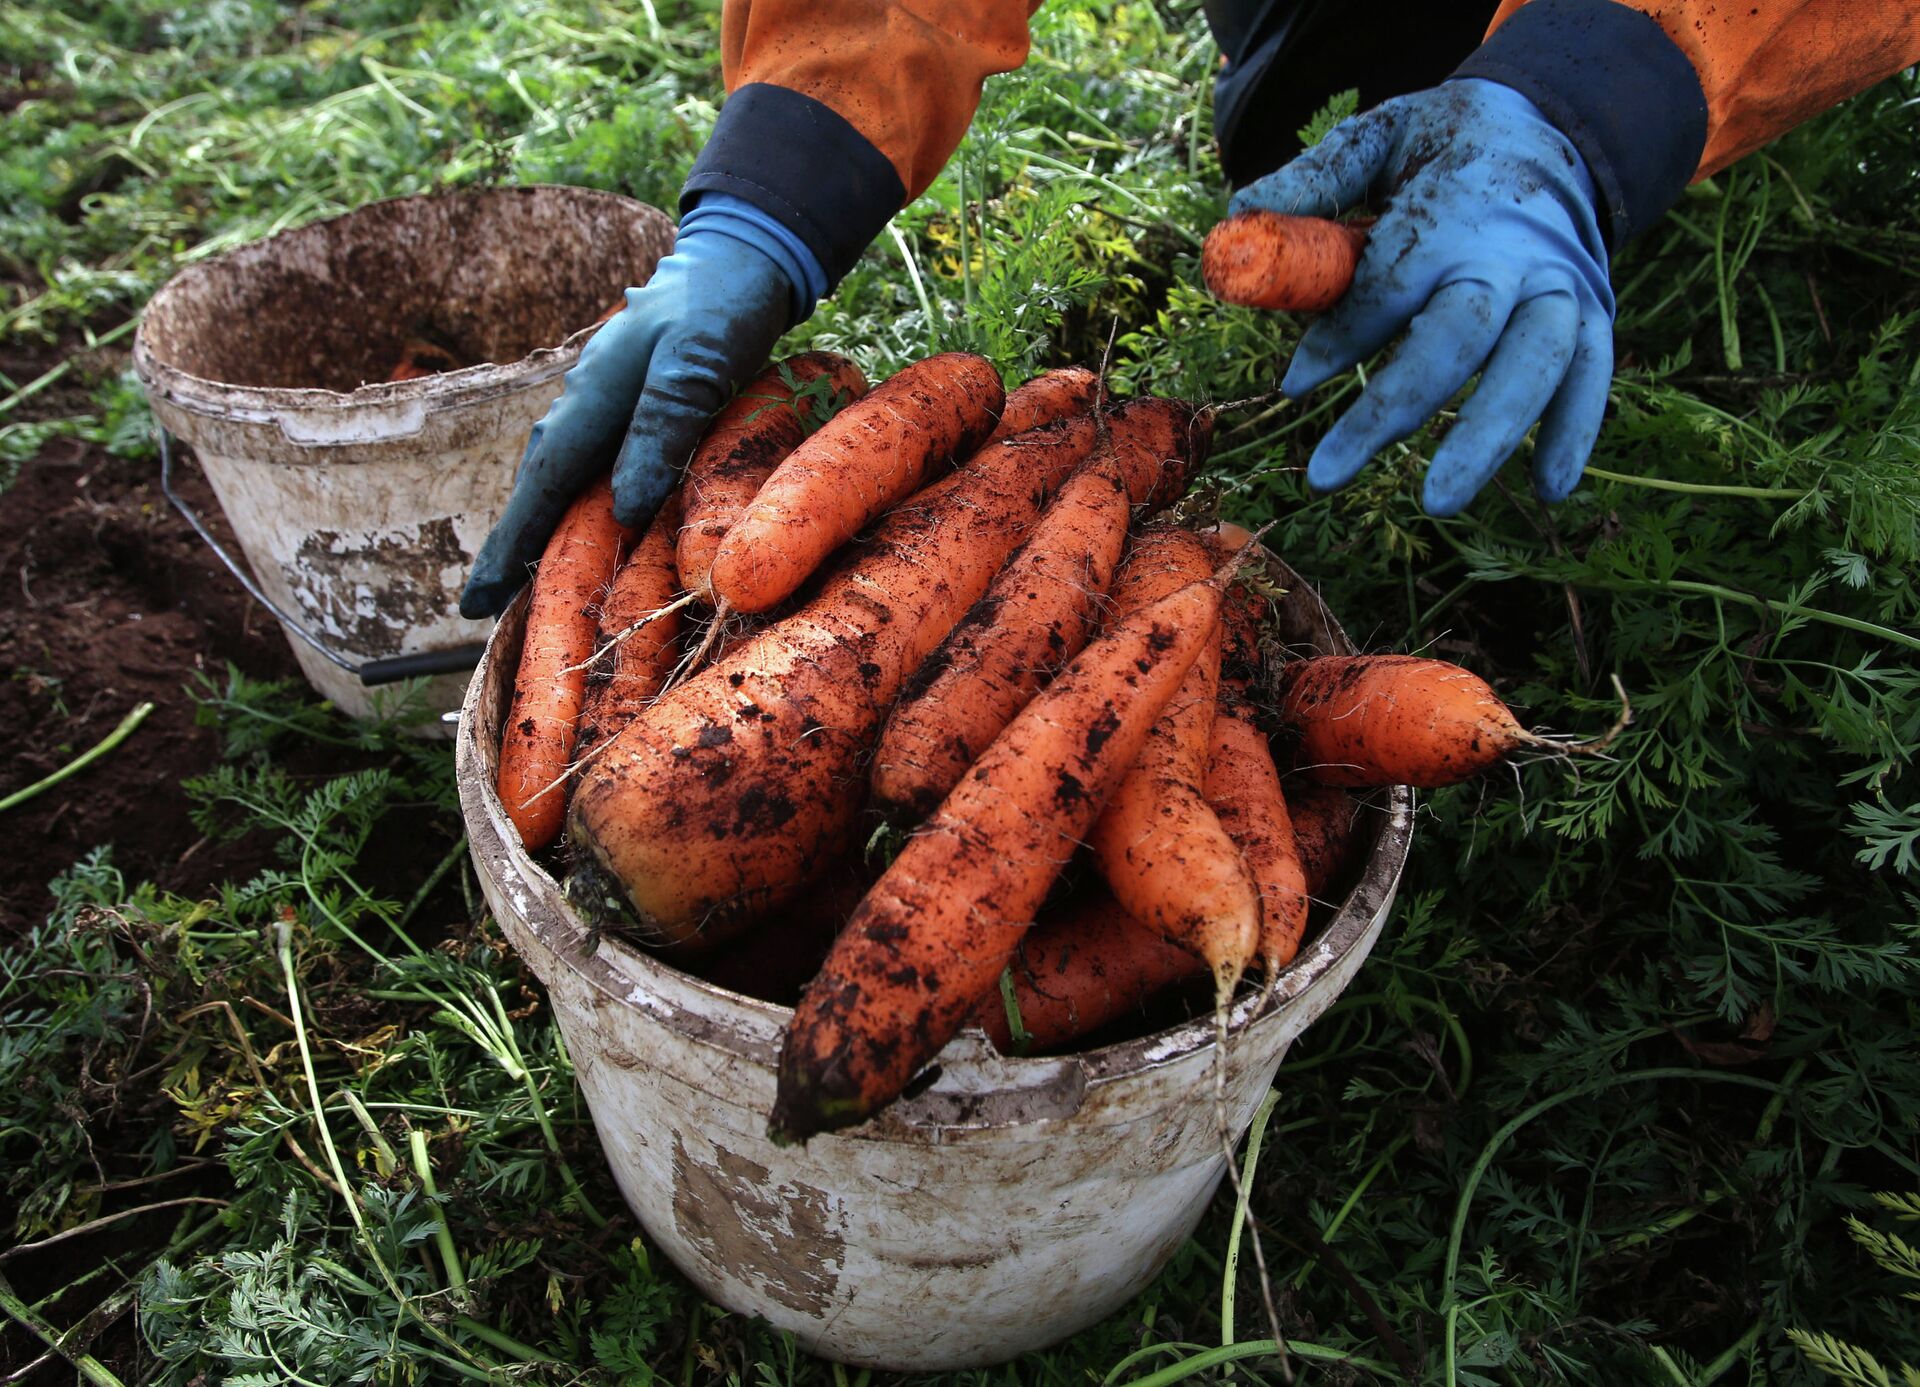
[971,891,1205,1052]
[1201,211,1370,313]
[771,558,1245,1142]
[388,336,466,381]
[496,476,635,850]
[1086,528,1260,996]
[1283,779,1365,900]
[869,413,1207,820]
[571,405,1202,949]
[707,352,1004,614]
[986,365,1101,442]
[1206,690,1310,973]
[675,353,868,600]
[573,492,684,765]
[1278,654,1560,787]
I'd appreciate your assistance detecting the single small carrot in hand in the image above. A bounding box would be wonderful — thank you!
[771,556,1245,1142]
[1202,211,1370,313]
[970,891,1205,1053]
[676,353,868,600]
[708,352,1004,614]
[986,365,1101,442]
[1087,527,1261,998]
[574,492,684,765]
[870,398,1209,820]
[1278,654,1620,787]
[497,476,634,850]
[1206,690,1310,973]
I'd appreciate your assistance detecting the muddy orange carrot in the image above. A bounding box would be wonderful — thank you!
[570,413,1147,949]
[771,559,1244,1142]
[707,352,1004,614]
[1202,212,1369,313]
[870,399,1207,820]
[1206,691,1310,973]
[971,892,1205,1052]
[1284,779,1364,899]
[1279,654,1567,787]
[986,365,1101,442]
[1087,528,1260,996]
[496,476,634,850]
[676,353,868,600]
[574,492,684,765]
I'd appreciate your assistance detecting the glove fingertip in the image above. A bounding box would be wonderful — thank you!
[1420,467,1476,518]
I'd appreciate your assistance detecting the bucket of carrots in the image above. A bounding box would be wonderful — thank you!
[453,353,1619,1366]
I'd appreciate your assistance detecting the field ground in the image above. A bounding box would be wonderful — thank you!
[3,2,1919,1384]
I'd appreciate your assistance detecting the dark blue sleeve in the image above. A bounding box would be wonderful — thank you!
[680,83,906,293]
[1453,0,1708,248]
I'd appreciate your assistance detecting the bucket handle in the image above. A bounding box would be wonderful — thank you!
[158,428,486,686]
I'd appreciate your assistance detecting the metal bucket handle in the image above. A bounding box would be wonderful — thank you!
[157,427,486,686]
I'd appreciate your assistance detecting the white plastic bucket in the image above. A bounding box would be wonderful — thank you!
[134,186,676,723]
[453,553,1413,1369]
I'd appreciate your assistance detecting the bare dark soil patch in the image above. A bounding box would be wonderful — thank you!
[0,390,300,934]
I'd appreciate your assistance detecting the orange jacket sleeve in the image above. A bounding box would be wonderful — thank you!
[1488,0,1920,179]
[681,2,1038,291]
[1457,0,1919,246]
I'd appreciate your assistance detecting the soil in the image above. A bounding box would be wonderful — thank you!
[0,340,301,935]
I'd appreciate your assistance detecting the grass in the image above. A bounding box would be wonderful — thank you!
[4,1,1920,1383]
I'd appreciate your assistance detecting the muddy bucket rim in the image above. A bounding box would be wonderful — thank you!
[454,549,1414,1134]
[132,185,672,427]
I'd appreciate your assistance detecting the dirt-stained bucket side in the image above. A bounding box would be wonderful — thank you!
[135,186,676,723]
[454,553,1413,1369]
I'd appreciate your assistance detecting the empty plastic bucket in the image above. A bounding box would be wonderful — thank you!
[134,186,675,722]
[453,551,1414,1369]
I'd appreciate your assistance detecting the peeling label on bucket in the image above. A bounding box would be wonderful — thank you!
[288,517,468,656]
[672,1133,845,1316]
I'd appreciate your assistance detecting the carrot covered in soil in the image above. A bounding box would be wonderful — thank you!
[1279,654,1569,787]
[573,492,684,765]
[772,558,1246,1142]
[1086,528,1261,996]
[869,414,1203,820]
[1284,779,1365,900]
[986,365,1101,442]
[496,476,635,850]
[707,352,1004,614]
[1205,691,1310,973]
[676,352,868,600]
[971,892,1205,1052]
[1201,211,1370,313]
[571,403,1206,950]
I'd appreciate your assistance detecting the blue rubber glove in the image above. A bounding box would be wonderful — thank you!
[1232,78,1615,517]
[461,220,801,618]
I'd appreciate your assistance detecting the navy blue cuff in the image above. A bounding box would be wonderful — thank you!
[680,83,906,292]
[1453,0,1707,248]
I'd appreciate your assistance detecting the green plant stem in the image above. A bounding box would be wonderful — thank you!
[0,1269,129,1387]
[0,319,138,418]
[1656,579,1920,652]
[395,835,468,933]
[309,1256,557,1365]
[484,983,608,1229]
[1441,1067,1786,1386]
[1115,1337,1398,1387]
[1220,1087,1279,1348]
[410,1127,467,1300]
[1581,466,1806,501]
[0,702,154,813]
[1699,1316,1768,1382]
[277,922,363,1230]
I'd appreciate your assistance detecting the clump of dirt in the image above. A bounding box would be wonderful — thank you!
[0,422,300,935]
